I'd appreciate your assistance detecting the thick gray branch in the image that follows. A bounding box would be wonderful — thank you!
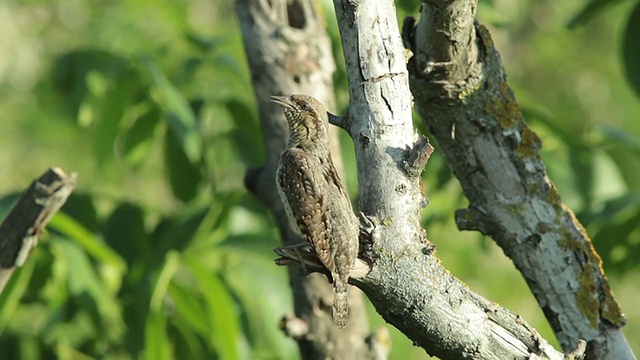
[404,0,635,359]
[331,0,579,358]
[235,0,378,358]
[0,167,76,294]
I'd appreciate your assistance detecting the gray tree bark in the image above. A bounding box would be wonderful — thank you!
[0,168,76,294]
[405,1,634,359]
[329,0,571,358]
[237,0,634,358]
[235,0,383,359]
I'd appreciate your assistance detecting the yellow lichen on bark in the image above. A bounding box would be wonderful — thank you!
[516,126,542,159]
[484,81,522,129]
[576,263,600,328]
[558,207,625,328]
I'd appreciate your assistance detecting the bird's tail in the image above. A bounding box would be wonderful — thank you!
[332,276,349,329]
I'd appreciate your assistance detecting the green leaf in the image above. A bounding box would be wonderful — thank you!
[150,252,181,312]
[93,70,139,165]
[217,234,278,258]
[167,282,210,337]
[54,237,123,328]
[220,243,296,360]
[164,125,202,202]
[102,203,149,267]
[521,106,584,148]
[186,257,240,360]
[145,307,172,360]
[592,209,640,273]
[121,104,161,169]
[170,314,207,359]
[0,261,35,337]
[583,191,640,225]
[149,202,210,271]
[591,124,640,154]
[622,2,640,98]
[142,58,203,165]
[568,146,594,209]
[52,50,129,119]
[186,33,226,53]
[567,0,626,28]
[60,193,99,234]
[48,213,127,275]
[226,98,265,167]
[145,252,181,360]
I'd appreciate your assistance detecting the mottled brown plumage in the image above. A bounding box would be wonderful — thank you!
[272,94,359,329]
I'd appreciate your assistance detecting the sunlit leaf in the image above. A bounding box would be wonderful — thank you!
[54,237,124,336]
[146,252,180,360]
[186,33,227,53]
[171,314,207,358]
[0,261,35,337]
[164,126,202,203]
[143,58,203,165]
[220,240,296,360]
[167,282,210,337]
[186,257,240,360]
[121,104,162,169]
[150,252,180,312]
[583,191,640,225]
[592,125,640,153]
[145,308,172,360]
[94,70,141,165]
[48,213,127,275]
[567,0,626,28]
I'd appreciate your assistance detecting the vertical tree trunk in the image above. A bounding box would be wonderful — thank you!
[236,0,378,358]
[404,1,634,358]
[329,0,572,358]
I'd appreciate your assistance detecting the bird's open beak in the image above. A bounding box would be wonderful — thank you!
[271,95,293,109]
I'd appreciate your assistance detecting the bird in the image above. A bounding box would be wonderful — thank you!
[272,94,360,329]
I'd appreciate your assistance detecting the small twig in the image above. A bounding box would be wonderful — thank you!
[0,168,76,294]
[402,135,434,177]
[274,244,371,280]
[328,112,349,130]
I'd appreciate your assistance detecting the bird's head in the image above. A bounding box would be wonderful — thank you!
[271,94,329,149]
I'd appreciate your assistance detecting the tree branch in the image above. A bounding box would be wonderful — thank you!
[0,167,76,294]
[330,0,584,358]
[404,0,635,358]
[235,0,379,358]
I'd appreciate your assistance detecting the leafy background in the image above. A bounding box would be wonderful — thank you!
[0,0,639,358]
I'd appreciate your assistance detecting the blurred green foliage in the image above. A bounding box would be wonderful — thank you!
[0,0,638,359]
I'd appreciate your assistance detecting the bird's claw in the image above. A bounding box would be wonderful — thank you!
[274,243,331,278]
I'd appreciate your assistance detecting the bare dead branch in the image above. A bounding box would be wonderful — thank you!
[0,167,76,294]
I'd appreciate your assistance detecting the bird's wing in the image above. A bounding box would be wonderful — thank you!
[277,148,335,272]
